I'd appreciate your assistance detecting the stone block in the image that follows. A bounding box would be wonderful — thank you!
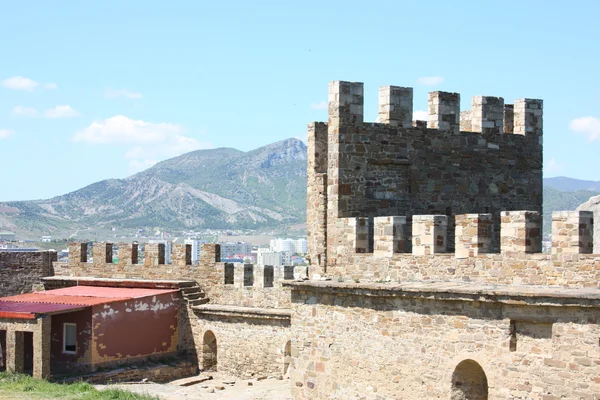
[552,211,594,254]
[374,216,409,256]
[455,214,493,258]
[412,215,447,255]
[501,211,542,253]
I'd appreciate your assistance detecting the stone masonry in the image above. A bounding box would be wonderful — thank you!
[307,81,542,276]
[4,79,600,400]
[0,251,56,296]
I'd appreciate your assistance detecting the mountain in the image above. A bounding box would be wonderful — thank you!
[0,138,308,238]
[1,143,598,241]
[544,177,600,192]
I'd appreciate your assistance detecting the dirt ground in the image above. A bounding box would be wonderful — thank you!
[95,372,293,400]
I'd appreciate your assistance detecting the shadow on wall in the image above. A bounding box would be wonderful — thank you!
[451,359,488,400]
[202,330,217,371]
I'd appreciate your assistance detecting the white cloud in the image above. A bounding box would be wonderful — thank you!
[545,158,565,175]
[310,101,328,110]
[44,105,80,118]
[416,76,445,86]
[1,76,57,91]
[569,116,600,141]
[0,129,14,139]
[73,115,213,173]
[413,110,428,121]
[105,88,143,99]
[12,106,39,117]
[12,105,79,118]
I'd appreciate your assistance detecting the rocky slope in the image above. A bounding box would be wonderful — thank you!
[0,138,308,236]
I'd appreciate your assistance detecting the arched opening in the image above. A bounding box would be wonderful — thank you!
[451,359,488,400]
[283,340,292,376]
[202,331,217,371]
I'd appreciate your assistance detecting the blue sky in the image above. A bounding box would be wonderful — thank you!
[1,0,599,201]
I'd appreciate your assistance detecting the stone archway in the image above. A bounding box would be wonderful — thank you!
[451,359,488,400]
[283,340,291,376]
[202,331,217,371]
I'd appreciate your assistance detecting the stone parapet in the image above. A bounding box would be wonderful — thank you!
[374,216,409,256]
[412,215,447,255]
[500,211,542,253]
[552,211,594,254]
[455,213,493,258]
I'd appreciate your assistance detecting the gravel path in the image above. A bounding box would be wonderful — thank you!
[95,372,293,400]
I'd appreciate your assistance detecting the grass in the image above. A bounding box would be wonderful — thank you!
[0,373,159,400]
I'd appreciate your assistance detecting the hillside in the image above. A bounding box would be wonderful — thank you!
[544,177,600,192]
[542,186,600,237]
[0,138,308,238]
[1,142,598,240]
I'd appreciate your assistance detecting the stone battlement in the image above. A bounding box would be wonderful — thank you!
[344,210,593,257]
[67,242,220,267]
[308,80,544,280]
[328,81,543,137]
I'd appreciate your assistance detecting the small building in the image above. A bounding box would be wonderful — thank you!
[0,232,16,242]
[0,286,180,378]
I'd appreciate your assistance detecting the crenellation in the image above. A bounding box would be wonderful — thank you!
[92,243,112,266]
[412,215,448,255]
[504,104,514,134]
[500,211,542,253]
[348,217,372,253]
[455,213,493,258]
[514,98,543,138]
[172,243,192,266]
[552,211,594,254]
[427,91,460,133]
[373,216,409,257]
[471,96,504,134]
[377,85,413,127]
[328,81,364,126]
[459,110,472,132]
[144,243,165,266]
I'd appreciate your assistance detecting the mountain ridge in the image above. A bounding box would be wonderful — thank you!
[0,138,308,238]
[1,141,599,240]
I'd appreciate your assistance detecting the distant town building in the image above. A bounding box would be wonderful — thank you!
[0,243,39,252]
[220,241,252,259]
[257,248,283,267]
[41,236,51,243]
[184,238,206,264]
[269,238,308,254]
[0,231,16,242]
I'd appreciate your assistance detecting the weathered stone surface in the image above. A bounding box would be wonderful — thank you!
[0,251,56,296]
[286,282,600,399]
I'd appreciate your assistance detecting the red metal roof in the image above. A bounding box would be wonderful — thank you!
[0,301,86,319]
[0,286,179,320]
[1,293,128,306]
[39,286,178,299]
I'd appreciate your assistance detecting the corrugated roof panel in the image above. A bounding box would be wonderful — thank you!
[0,286,180,318]
[37,286,179,299]
[0,301,87,319]
[1,293,129,306]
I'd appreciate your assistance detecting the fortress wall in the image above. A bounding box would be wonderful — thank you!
[63,243,305,309]
[324,211,600,287]
[0,251,56,296]
[308,81,543,272]
[192,312,291,378]
[289,283,600,399]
